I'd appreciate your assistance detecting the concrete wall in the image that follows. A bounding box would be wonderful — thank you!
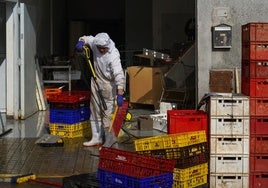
[197,0,268,101]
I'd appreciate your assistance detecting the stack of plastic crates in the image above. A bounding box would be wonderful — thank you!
[98,147,176,188]
[209,93,250,188]
[48,90,91,138]
[134,130,209,188]
[241,22,268,188]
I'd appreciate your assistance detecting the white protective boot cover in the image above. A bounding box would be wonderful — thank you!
[83,121,103,147]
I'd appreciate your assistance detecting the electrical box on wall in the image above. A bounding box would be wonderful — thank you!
[212,24,232,49]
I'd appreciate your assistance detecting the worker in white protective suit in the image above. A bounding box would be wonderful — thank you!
[75,33,125,147]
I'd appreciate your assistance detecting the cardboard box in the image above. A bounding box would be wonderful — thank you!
[138,115,153,131]
[151,113,167,132]
[127,66,169,108]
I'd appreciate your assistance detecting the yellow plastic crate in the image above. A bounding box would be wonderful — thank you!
[50,127,91,138]
[137,142,208,160]
[134,130,207,151]
[49,120,90,132]
[172,174,207,188]
[173,163,208,181]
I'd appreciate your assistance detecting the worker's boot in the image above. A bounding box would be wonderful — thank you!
[83,121,103,147]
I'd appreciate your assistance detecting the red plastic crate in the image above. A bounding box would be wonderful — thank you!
[98,147,176,178]
[250,98,268,116]
[242,42,268,60]
[250,117,268,135]
[242,23,268,42]
[250,173,268,188]
[48,90,90,103]
[50,100,90,109]
[48,90,91,109]
[242,60,268,79]
[250,154,268,172]
[242,78,268,97]
[250,135,268,154]
[167,110,208,134]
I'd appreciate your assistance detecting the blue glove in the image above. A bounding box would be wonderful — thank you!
[117,94,124,107]
[75,41,84,52]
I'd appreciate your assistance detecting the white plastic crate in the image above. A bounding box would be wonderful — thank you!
[210,116,249,135]
[209,94,249,117]
[159,102,176,114]
[210,154,249,174]
[151,113,167,132]
[210,173,249,188]
[210,135,249,155]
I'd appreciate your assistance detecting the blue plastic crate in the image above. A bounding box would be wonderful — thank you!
[49,107,90,124]
[97,169,173,188]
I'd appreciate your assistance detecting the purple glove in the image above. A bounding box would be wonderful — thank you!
[75,41,84,52]
[117,94,124,107]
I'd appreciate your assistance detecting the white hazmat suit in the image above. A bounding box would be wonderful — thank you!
[78,33,125,147]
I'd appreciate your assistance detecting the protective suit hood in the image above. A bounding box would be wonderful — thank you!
[93,32,115,52]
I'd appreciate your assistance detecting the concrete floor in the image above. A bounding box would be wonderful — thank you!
[0,108,164,187]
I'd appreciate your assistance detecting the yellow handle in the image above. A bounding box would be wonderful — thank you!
[83,46,97,78]
[109,104,118,132]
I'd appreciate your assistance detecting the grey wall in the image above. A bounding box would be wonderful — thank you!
[197,0,268,101]
[0,3,5,55]
[0,2,6,111]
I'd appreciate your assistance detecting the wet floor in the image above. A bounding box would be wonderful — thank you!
[0,108,163,187]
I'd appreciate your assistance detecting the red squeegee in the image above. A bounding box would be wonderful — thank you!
[109,101,129,137]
